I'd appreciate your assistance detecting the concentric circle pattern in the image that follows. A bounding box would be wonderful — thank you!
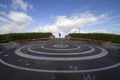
[0,39,120,73]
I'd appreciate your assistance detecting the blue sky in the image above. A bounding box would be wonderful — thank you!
[0,0,120,37]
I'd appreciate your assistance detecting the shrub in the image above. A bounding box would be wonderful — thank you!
[69,33,120,43]
[0,32,52,42]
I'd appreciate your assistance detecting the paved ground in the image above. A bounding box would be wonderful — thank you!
[0,38,120,80]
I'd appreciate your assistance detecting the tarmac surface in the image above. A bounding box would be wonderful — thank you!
[0,38,120,80]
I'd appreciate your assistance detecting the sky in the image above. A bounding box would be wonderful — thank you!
[0,0,120,37]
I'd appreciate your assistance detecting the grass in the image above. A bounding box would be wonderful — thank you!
[69,33,120,43]
[0,32,52,42]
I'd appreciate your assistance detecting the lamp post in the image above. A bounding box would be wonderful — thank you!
[79,28,80,33]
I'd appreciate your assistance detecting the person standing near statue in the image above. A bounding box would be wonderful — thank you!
[59,33,61,38]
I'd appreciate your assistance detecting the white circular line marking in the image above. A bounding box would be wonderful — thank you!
[53,44,69,48]
[0,58,120,73]
[18,59,23,61]
[15,46,108,61]
[4,54,9,57]
[27,45,94,55]
[25,63,30,66]
[0,51,4,54]
[32,44,81,51]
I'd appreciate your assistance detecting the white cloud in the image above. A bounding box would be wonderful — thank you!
[33,12,107,37]
[70,28,80,33]
[0,4,7,8]
[11,0,33,11]
[0,12,7,16]
[7,11,32,25]
[0,11,33,34]
[92,30,110,33]
[80,29,110,33]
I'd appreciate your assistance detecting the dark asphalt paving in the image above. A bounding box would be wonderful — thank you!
[0,45,6,52]
[0,38,120,80]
